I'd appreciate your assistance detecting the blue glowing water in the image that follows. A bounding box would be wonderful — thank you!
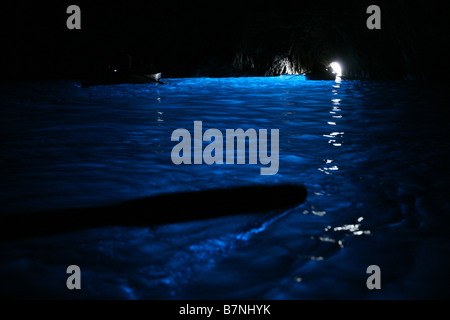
[0,76,449,299]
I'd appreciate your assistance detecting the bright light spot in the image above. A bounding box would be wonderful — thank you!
[319,236,335,243]
[331,99,341,105]
[330,62,342,76]
[334,224,360,232]
[318,168,331,174]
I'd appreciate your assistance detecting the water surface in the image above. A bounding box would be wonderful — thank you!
[0,76,449,299]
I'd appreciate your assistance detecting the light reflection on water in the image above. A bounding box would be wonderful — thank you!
[0,77,449,299]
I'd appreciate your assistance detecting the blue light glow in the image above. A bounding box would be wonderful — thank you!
[0,77,447,299]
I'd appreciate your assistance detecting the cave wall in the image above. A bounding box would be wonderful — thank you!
[229,0,449,80]
[2,1,449,81]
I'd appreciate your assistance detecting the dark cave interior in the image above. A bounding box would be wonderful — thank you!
[2,0,449,81]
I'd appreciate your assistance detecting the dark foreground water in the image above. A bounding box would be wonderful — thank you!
[0,76,449,299]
